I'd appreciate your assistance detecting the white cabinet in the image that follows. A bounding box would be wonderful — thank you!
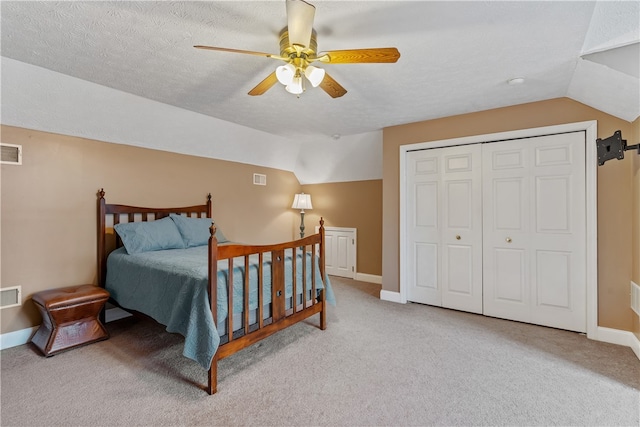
[319,227,356,279]
[405,131,587,332]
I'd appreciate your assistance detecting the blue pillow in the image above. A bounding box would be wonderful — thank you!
[114,216,185,254]
[170,214,228,247]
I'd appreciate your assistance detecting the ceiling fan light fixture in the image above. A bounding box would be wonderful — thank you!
[304,65,325,87]
[276,63,296,85]
[286,76,304,94]
[195,0,399,99]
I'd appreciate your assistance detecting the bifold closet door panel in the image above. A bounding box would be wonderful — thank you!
[481,140,531,323]
[440,145,483,314]
[406,149,441,306]
[529,133,586,332]
[482,132,587,332]
[406,145,483,313]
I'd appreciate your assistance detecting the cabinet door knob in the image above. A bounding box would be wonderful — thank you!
[506,237,512,243]
[455,235,461,240]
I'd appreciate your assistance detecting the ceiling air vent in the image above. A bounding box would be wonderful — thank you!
[1,143,22,165]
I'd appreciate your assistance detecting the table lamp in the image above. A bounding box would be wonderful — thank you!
[291,193,313,238]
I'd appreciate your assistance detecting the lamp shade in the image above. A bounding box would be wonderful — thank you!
[291,193,313,211]
[285,76,304,95]
[304,65,325,87]
[276,63,296,85]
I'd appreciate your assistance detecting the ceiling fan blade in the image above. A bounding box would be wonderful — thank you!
[286,0,315,48]
[319,72,347,98]
[248,72,279,96]
[319,48,401,64]
[194,45,279,59]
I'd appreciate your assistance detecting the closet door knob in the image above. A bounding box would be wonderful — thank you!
[455,235,461,240]
[505,237,512,243]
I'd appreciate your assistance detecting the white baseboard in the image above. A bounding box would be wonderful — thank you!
[0,308,131,351]
[354,273,382,284]
[594,326,640,361]
[0,326,38,350]
[380,290,404,303]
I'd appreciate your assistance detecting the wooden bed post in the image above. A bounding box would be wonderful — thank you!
[319,217,327,330]
[206,193,212,218]
[97,189,107,324]
[97,189,107,288]
[207,221,219,395]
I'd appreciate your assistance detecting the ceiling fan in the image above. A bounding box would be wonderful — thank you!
[194,0,400,98]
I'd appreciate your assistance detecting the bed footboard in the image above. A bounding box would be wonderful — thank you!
[206,220,327,395]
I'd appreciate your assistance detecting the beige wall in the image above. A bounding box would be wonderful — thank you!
[383,98,636,332]
[0,125,302,334]
[632,117,640,339]
[302,180,382,276]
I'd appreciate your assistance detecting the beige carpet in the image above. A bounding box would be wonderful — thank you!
[1,277,639,426]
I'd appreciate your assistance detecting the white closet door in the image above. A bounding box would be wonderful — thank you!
[406,149,441,306]
[482,132,586,332]
[441,145,483,313]
[406,145,483,312]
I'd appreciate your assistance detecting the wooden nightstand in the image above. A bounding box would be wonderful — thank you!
[31,285,110,356]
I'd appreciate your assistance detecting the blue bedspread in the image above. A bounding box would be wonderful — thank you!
[106,245,334,369]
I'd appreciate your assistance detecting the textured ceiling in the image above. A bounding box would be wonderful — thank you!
[1,1,639,140]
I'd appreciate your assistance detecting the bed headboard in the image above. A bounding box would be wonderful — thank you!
[97,188,212,288]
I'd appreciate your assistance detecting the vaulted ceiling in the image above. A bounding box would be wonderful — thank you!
[2,1,638,143]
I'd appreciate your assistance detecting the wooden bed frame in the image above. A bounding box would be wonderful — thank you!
[97,189,327,394]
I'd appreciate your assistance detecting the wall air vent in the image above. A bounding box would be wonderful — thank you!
[253,173,267,186]
[1,143,22,165]
[0,286,22,309]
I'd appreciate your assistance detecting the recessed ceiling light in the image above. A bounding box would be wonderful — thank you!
[507,77,525,85]
[331,134,341,140]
